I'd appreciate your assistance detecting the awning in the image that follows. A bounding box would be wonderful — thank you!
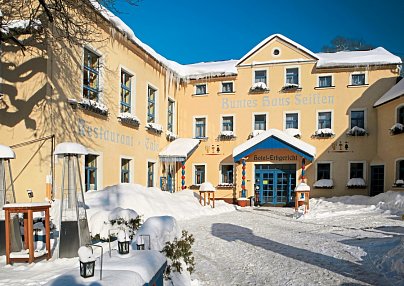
[233,129,316,162]
[159,138,200,162]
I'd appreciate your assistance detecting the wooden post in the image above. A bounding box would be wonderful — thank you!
[27,210,34,263]
[5,209,10,265]
[45,208,51,260]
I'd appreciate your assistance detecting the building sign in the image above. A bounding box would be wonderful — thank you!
[78,119,159,151]
[222,94,334,110]
[252,154,298,162]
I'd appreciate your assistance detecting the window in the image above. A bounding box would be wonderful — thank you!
[121,159,130,183]
[194,165,205,185]
[120,70,131,113]
[221,165,234,184]
[350,110,365,129]
[222,82,234,93]
[195,84,207,95]
[286,68,299,85]
[222,116,234,132]
[318,75,332,88]
[351,73,366,86]
[285,113,299,129]
[254,70,267,84]
[147,85,156,123]
[396,160,404,181]
[83,48,100,101]
[350,162,364,179]
[167,99,174,132]
[147,162,155,187]
[317,163,331,180]
[318,112,332,129]
[398,106,404,124]
[254,114,266,131]
[195,117,206,138]
[85,154,98,192]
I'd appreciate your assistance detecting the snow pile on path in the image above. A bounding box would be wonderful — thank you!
[303,191,404,219]
[85,183,236,237]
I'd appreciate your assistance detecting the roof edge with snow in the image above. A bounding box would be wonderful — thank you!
[374,77,404,107]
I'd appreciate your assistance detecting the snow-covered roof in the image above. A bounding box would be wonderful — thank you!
[316,47,402,68]
[159,138,200,162]
[0,144,15,159]
[374,78,404,107]
[233,129,316,161]
[237,34,319,65]
[54,142,88,156]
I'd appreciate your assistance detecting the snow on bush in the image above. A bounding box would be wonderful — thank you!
[79,98,108,115]
[117,112,140,125]
[133,216,180,251]
[146,122,163,133]
[251,82,268,91]
[390,123,404,135]
[220,130,235,137]
[313,128,335,137]
[347,126,367,136]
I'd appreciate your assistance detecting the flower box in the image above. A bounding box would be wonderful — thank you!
[313,179,334,189]
[347,178,367,189]
[249,82,269,93]
[146,123,163,134]
[282,83,300,92]
[219,131,236,140]
[217,183,234,188]
[347,126,367,136]
[118,112,140,127]
[79,99,108,116]
[166,131,178,141]
[390,123,404,135]
[394,179,404,187]
[312,128,335,138]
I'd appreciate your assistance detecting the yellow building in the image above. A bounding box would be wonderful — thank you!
[0,6,402,205]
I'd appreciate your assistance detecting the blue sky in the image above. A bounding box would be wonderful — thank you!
[115,0,404,64]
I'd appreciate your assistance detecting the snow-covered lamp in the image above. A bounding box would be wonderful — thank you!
[117,229,130,254]
[78,246,95,278]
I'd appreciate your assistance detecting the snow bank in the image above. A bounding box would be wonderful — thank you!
[85,183,236,237]
[304,191,404,219]
[133,216,180,251]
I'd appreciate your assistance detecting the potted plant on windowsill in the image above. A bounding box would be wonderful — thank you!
[146,122,163,134]
[118,112,140,127]
[347,126,368,136]
[219,130,236,140]
[282,83,300,92]
[312,128,335,138]
[394,179,404,188]
[249,82,269,93]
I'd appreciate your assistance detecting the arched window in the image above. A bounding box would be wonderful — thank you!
[397,106,404,124]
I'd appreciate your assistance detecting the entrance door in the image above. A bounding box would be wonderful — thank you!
[255,164,296,205]
[370,165,384,196]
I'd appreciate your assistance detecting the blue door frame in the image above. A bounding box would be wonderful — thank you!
[254,164,296,205]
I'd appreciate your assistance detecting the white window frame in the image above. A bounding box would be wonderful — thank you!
[81,149,103,191]
[271,47,281,57]
[316,109,334,130]
[349,108,367,129]
[349,71,368,86]
[146,82,159,124]
[219,163,235,184]
[82,45,104,102]
[167,97,176,133]
[348,160,367,180]
[120,156,134,184]
[315,161,333,181]
[284,65,301,86]
[193,163,207,186]
[193,115,208,139]
[146,159,157,187]
[395,104,404,123]
[220,114,235,133]
[251,68,269,86]
[221,81,235,94]
[317,74,334,88]
[283,111,301,130]
[118,65,136,114]
[194,83,208,96]
[251,112,268,131]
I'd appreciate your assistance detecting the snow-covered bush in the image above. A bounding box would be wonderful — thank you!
[282,83,299,91]
[390,123,404,135]
[219,130,235,139]
[312,128,335,138]
[161,230,195,278]
[79,98,108,116]
[347,178,366,189]
[347,126,367,136]
[118,112,140,126]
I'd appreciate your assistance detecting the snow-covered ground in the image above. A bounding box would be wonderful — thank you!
[0,185,403,286]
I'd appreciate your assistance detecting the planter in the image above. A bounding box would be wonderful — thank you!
[237,198,248,207]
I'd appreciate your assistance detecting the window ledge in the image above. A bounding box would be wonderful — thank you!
[218,92,236,95]
[392,185,404,189]
[314,86,335,90]
[347,84,369,88]
[192,93,209,96]
[249,88,269,94]
[281,85,302,92]
[313,186,334,189]
[217,184,234,188]
[194,137,208,141]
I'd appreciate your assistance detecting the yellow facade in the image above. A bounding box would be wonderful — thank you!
[0,10,402,205]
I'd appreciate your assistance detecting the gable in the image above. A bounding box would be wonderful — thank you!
[237,34,318,66]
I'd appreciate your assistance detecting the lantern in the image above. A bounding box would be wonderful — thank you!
[117,229,130,254]
[78,246,95,278]
[136,235,145,250]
